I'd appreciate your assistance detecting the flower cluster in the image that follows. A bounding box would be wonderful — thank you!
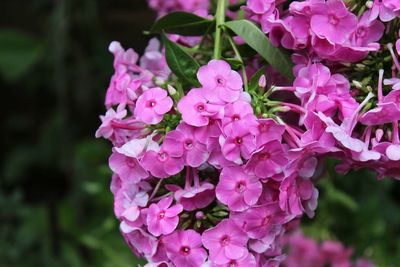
[97,0,399,266]
[283,231,375,267]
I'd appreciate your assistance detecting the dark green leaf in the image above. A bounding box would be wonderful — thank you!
[162,33,200,87]
[224,58,243,70]
[0,30,43,82]
[224,20,294,81]
[151,12,214,36]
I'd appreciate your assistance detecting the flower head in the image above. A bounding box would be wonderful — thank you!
[147,196,183,236]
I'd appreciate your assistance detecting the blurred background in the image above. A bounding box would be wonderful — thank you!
[0,0,399,266]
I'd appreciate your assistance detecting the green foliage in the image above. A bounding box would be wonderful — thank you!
[151,11,214,36]
[162,33,201,87]
[0,30,43,82]
[224,20,294,81]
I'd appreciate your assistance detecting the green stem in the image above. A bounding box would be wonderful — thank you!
[226,33,249,91]
[214,0,226,59]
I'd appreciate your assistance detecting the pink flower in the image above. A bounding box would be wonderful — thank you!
[254,119,285,147]
[163,123,209,167]
[310,0,357,44]
[147,196,183,236]
[246,140,288,179]
[163,230,207,267]
[220,122,256,163]
[141,146,185,178]
[213,253,257,267]
[197,60,243,103]
[134,87,173,125]
[140,38,171,83]
[114,181,149,222]
[231,202,291,239]
[216,166,262,211]
[177,89,223,127]
[96,104,127,139]
[202,219,249,264]
[222,100,257,132]
[109,150,148,183]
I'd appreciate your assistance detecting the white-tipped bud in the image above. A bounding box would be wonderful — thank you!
[352,80,363,89]
[365,1,373,8]
[142,85,150,91]
[167,84,177,96]
[258,75,266,88]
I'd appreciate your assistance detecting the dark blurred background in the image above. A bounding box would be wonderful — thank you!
[0,1,399,266]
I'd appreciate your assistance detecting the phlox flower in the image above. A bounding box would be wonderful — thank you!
[178,88,223,127]
[222,100,258,132]
[95,104,127,139]
[163,230,207,267]
[147,196,183,236]
[197,60,243,103]
[202,219,249,264]
[216,166,262,211]
[134,87,173,125]
[163,122,209,167]
[141,145,185,178]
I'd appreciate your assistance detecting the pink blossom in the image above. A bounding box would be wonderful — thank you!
[246,140,288,179]
[95,104,127,139]
[178,89,224,127]
[140,38,171,83]
[163,123,209,167]
[310,0,358,44]
[147,196,183,236]
[220,122,256,163]
[134,87,173,125]
[114,181,149,223]
[163,230,207,267]
[213,253,257,267]
[216,166,262,211]
[222,100,257,132]
[141,146,185,178]
[198,60,243,103]
[109,150,148,183]
[202,219,249,264]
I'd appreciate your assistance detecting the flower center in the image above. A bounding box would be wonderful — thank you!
[236,181,246,193]
[180,246,191,255]
[259,123,269,133]
[229,261,237,267]
[146,99,157,108]
[232,114,241,121]
[220,235,230,246]
[356,26,366,38]
[216,75,226,86]
[125,157,136,168]
[184,139,194,150]
[234,137,243,145]
[157,151,169,162]
[159,211,165,219]
[328,14,339,26]
[195,103,206,112]
[259,152,271,161]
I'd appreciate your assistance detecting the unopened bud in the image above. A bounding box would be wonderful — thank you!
[258,75,266,88]
[352,80,363,89]
[167,84,177,96]
[365,1,373,8]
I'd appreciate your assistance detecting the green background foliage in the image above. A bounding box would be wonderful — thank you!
[0,1,399,266]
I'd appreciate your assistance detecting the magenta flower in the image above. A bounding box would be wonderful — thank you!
[163,123,209,167]
[147,196,183,236]
[197,60,243,103]
[216,166,262,211]
[222,100,257,132]
[310,0,357,44]
[140,38,171,83]
[163,230,207,267]
[95,105,127,139]
[213,253,257,267]
[134,87,173,125]
[220,122,256,163]
[231,202,291,239]
[114,181,149,222]
[202,219,249,264]
[141,146,185,178]
[246,140,288,179]
[109,151,148,183]
[177,88,223,127]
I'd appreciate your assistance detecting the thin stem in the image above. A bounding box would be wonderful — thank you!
[214,0,226,59]
[226,33,249,91]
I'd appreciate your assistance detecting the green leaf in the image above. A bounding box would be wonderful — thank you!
[224,20,294,81]
[151,12,214,36]
[0,30,43,82]
[162,33,200,87]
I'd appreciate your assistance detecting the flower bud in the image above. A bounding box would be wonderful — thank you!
[258,75,266,88]
[167,84,177,96]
